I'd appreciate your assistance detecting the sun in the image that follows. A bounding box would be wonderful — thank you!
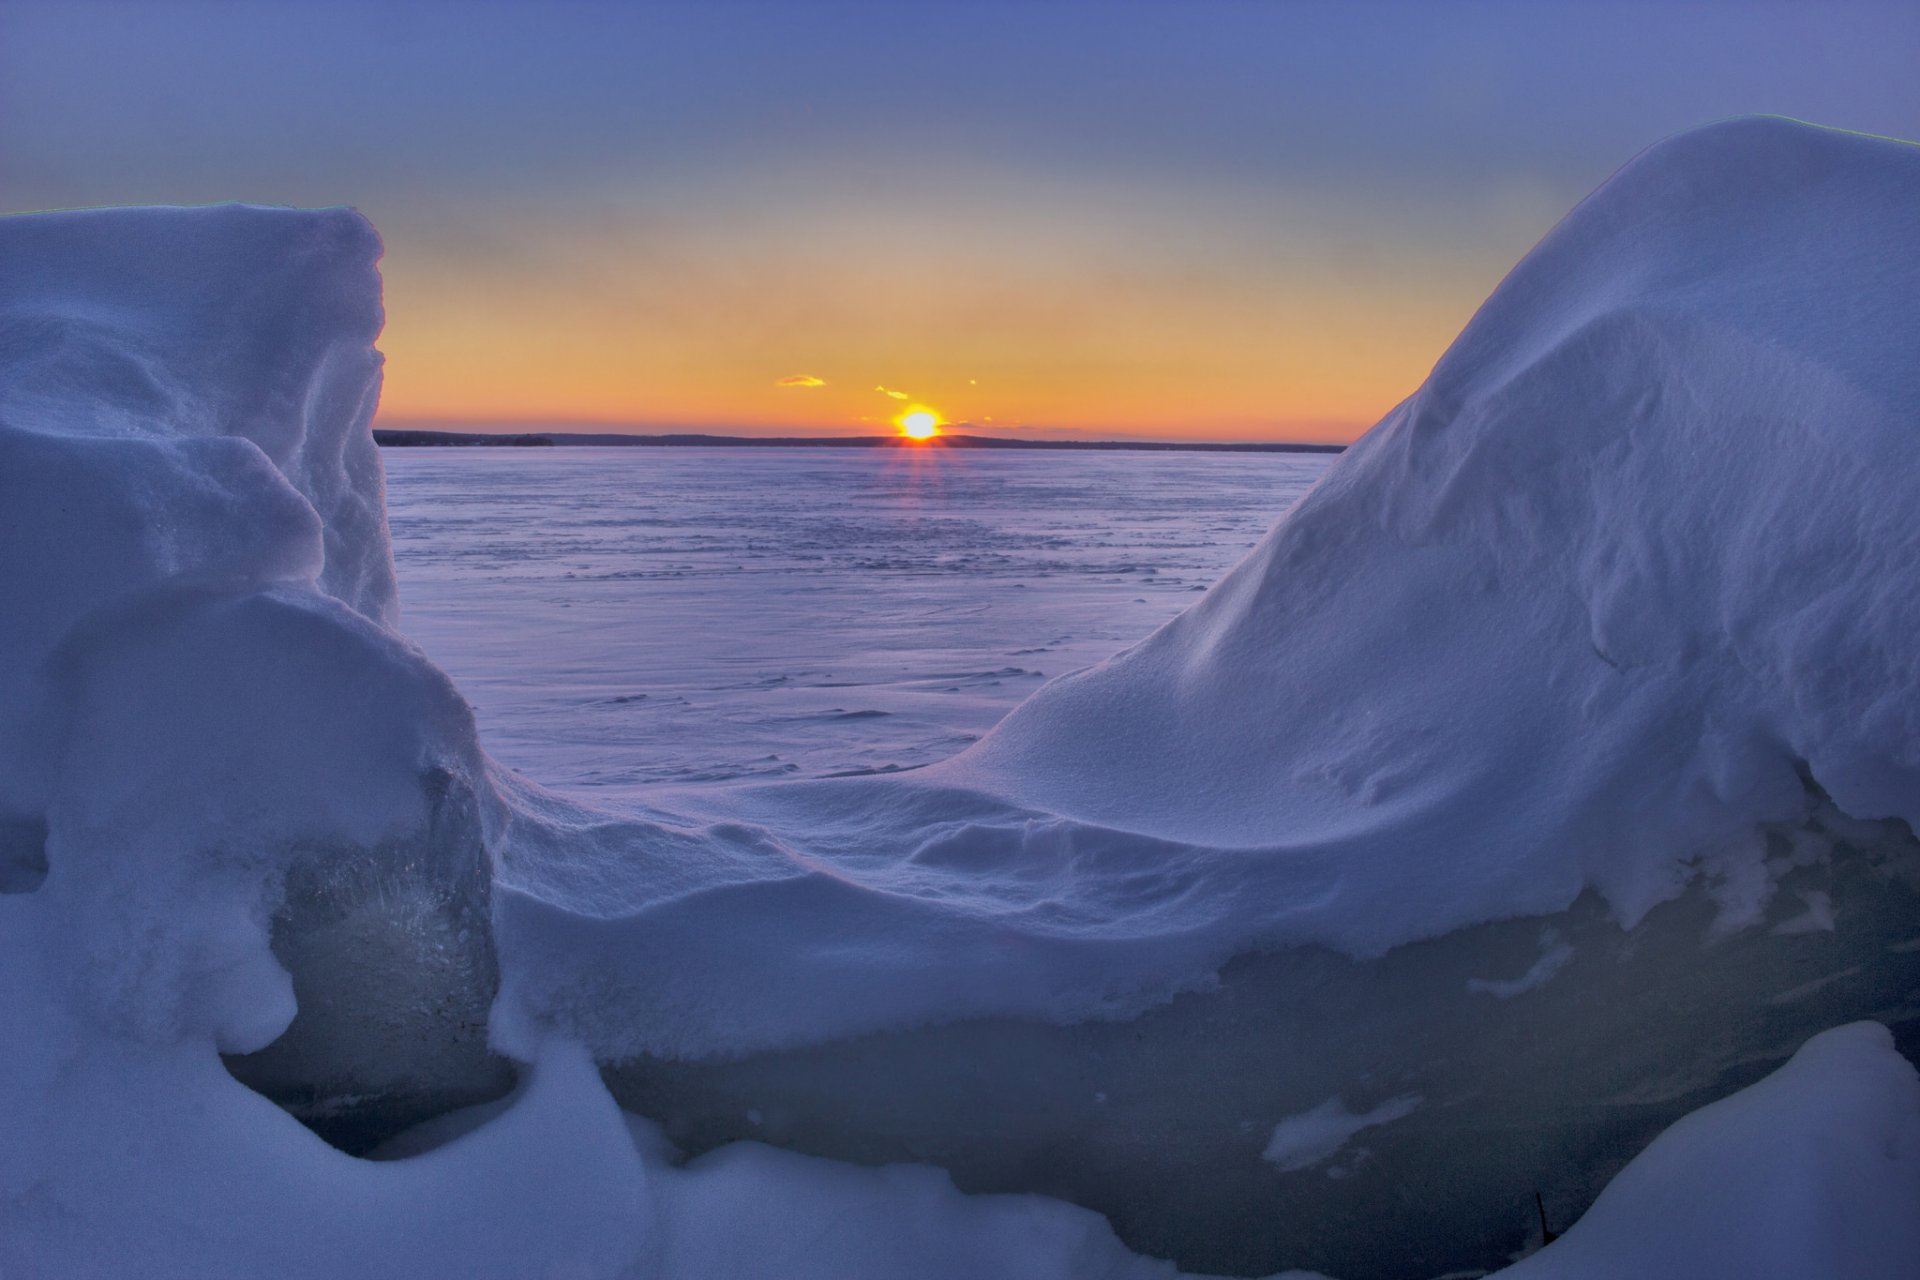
[895,407,942,440]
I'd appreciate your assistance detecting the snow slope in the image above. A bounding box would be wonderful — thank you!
[3,116,1919,1278]
[1502,1022,1920,1280]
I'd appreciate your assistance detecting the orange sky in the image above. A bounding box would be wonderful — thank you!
[371,171,1560,443]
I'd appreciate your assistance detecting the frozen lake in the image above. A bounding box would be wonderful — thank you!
[383,445,1332,795]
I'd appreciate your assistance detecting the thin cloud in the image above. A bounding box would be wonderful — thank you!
[875,385,910,400]
[776,374,826,387]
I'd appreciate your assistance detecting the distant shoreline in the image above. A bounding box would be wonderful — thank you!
[373,428,1346,454]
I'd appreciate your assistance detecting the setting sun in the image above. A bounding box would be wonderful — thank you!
[896,407,942,440]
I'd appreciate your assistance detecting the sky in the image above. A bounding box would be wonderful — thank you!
[4,1,1917,442]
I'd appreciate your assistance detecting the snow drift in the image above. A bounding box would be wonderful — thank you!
[3,117,1919,1278]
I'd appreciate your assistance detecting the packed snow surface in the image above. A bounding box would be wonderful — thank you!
[3,116,1919,1278]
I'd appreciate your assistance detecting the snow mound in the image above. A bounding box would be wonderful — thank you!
[952,114,1920,945]
[1507,1022,1920,1280]
[954,111,1920,937]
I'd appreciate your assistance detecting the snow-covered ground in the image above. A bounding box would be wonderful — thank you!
[383,446,1328,792]
[3,117,1919,1279]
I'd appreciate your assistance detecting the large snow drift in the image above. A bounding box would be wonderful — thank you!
[3,117,1919,1278]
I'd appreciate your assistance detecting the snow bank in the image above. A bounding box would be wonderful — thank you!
[0,205,412,989]
[1507,1022,1920,1280]
[5,117,1920,1279]
[645,1137,1192,1280]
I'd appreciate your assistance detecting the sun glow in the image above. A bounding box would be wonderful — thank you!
[896,407,942,440]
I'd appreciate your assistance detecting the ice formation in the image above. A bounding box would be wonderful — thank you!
[3,117,1919,1278]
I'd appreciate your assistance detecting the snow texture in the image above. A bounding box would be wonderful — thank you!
[4,116,1920,1279]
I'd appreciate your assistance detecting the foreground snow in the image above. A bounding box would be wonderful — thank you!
[1501,1023,1920,1280]
[2,117,1918,1277]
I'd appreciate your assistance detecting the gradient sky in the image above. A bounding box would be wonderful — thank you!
[5,1,1917,441]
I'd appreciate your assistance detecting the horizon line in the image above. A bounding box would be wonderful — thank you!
[372,415,1369,449]
[373,426,1349,455]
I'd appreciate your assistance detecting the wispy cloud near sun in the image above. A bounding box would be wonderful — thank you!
[776,374,826,387]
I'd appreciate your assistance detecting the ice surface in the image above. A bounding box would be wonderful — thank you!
[4,116,1920,1279]
[382,446,1325,792]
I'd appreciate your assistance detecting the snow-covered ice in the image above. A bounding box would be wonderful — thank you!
[382,445,1326,793]
[3,117,1919,1278]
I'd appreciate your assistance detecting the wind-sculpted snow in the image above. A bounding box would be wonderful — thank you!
[954,116,1920,910]
[0,207,509,1146]
[0,205,397,625]
[3,118,1920,1279]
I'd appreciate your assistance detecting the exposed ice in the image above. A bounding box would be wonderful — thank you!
[3,117,1919,1278]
